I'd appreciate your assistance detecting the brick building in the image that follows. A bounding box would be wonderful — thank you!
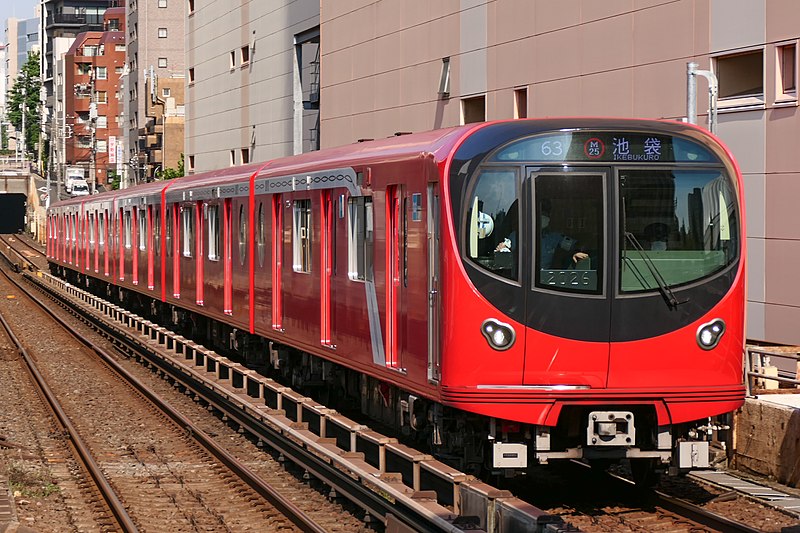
[63,8,125,189]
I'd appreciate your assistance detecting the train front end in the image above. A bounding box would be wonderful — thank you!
[440,119,745,476]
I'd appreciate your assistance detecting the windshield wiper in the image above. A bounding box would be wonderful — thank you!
[624,232,688,309]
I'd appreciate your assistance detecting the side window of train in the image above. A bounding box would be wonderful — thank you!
[238,204,247,265]
[293,199,312,272]
[208,203,220,261]
[465,169,520,282]
[347,196,373,281]
[165,207,172,257]
[89,214,95,245]
[138,208,147,251]
[257,201,265,267]
[99,212,105,245]
[182,205,194,257]
[153,207,161,255]
[124,210,132,249]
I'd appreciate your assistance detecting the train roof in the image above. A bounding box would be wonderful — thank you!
[50,118,725,210]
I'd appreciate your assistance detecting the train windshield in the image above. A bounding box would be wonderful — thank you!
[619,168,738,292]
[464,129,740,303]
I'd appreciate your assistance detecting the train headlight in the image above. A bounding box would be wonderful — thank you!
[481,319,516,351]
[696,319,725,350]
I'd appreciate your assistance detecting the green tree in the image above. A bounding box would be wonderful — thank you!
[157,153,185,180]
[6,51,41,158]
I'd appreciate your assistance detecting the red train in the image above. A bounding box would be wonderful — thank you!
[47,119,745,480]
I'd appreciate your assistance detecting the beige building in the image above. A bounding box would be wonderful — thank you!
[185,0,320,174]
[142,75,184,178]
[186,0,800,346]
[126,0,185,181]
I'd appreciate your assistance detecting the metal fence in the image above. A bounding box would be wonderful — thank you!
[745,346,800,396]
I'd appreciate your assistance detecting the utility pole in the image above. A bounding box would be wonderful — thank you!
[21,86,27,167]
[89,68,97,194]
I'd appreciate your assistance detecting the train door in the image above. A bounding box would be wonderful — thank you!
[271,195,283,330]
[320,191,333,346]
[427,183,441,383]
[385,185,402,370]
[223,199,233,315]
[523,168,611,388]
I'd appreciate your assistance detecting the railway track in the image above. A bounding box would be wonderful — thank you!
[3,235,798,532]
[0,239,348,531]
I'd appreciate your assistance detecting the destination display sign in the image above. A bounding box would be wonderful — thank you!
[493,131,717,164]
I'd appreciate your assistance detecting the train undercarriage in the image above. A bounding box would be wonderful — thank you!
[63,267,732,485]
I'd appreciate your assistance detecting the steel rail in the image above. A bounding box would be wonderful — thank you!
[4,257,329,533]
[0,265,139,531]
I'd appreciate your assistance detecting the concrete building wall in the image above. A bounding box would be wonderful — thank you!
[126,0,185,169]
[185,0,319,173]
[318,0,800,346]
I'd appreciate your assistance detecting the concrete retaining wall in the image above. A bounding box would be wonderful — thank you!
[734,397,800,487]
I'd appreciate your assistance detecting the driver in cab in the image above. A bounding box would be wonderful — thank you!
[496,199,588,269]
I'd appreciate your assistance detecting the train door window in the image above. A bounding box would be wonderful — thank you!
[166,207,172,257]
[347,196,373,281]
[293,199,312,272]
[138,208,147,251]
[208,203,220,261]
[183,205,194,257]
[238,204,247,265]
[124,210,132,249]
[89,214,96,246]
[257,201,266,267]
[153,207,161,255]
[534,173,604,294]
[99,213,105,246]
[465,169,519,282]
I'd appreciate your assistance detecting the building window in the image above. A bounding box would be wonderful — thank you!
[229,150,235,166]
[115,44,125,52]
[188,0,195,13]
[96,116,107,129]
[293,199,312,273]
[715,49,764,107]
[188,67,195,83]
[240,45,250,64]
[514,88,528,119]
[96,91,108,104]
[96,66,107,80]
[207,204,220,261]
[163,87,171,97]
[462,95,486,124]
[83,45,99,56]
[96,140,108,152]
[158,0,167,7]
[158,27,167,38]
[241,148,250,164]
[115,66,124,74]
[777,43,797,101]
[77,63,92,75]
[230,50,236,69]
[158,57,167,68]
[348,196,373,281]
[188,155,195,172]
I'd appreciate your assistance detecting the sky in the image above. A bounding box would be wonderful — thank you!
[1,0,39,32]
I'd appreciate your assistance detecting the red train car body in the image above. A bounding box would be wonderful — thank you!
[48,119,745,477]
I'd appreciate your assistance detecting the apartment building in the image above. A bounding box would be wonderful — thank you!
[63,8,125,189]
[126,0,185,181]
